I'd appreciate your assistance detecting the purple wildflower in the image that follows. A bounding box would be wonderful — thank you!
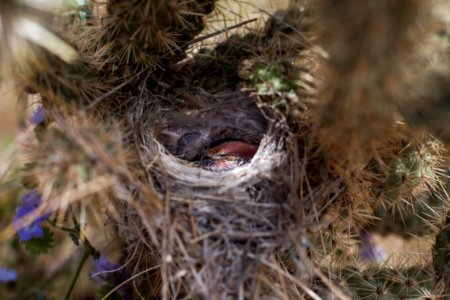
[13,190,50,242]
[91,256,130,284]
[30,106,47,125]
[360,233,386,262]
[91,256,131,299]
[0,267,17,283]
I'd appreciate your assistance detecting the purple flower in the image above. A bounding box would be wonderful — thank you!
[360,233,386,262]
[91,256,131,299]
[30,106,47,125]
[91,256,130,284]
[13,190,50,242]
[0,267,17,283]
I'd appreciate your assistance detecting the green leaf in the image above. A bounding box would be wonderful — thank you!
[24,228,55,255]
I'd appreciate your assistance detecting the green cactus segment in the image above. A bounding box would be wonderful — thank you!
[366,138,446,237]
[390,140,441,196]
[373,138,444,208]
[433,212,450,283]
[241,60,299,95]
[341,266,444,299]
[367,192,446,238]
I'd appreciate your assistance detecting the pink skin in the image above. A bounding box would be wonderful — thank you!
[207,141,258,161]
[208,158,241,171]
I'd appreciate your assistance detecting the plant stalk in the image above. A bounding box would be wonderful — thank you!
[64,247,90,300]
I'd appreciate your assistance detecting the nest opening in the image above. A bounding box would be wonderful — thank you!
[156,91,270,172]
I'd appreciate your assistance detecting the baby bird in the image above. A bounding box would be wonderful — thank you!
[159,95,267,171]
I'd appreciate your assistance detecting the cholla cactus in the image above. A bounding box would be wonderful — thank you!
[0,0,449,299]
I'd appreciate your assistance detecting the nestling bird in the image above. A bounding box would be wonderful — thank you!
[158,94,267,171]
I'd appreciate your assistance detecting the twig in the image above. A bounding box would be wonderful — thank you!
[101,265,161,300]
[188,18,258,45]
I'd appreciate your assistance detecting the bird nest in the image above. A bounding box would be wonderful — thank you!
[111,84,313,298]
